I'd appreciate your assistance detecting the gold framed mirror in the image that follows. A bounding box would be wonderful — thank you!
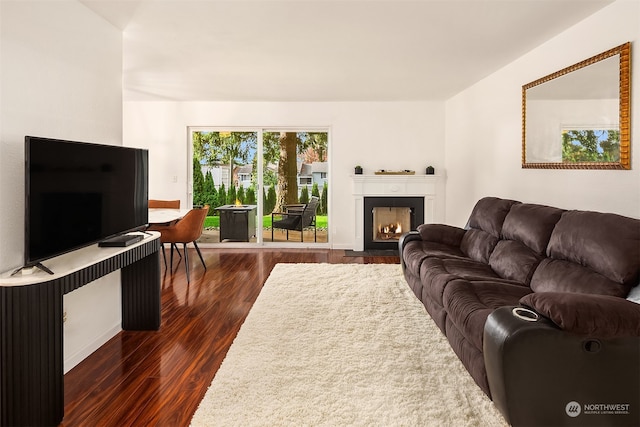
[522,42,631,169]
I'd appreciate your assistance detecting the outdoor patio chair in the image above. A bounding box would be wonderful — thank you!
[271,196,319,242]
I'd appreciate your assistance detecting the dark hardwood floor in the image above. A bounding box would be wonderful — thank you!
[61,248,399,426]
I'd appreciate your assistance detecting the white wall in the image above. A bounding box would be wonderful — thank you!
[0,0,123,372]
[123,101,445,248]
[445,0,640,227]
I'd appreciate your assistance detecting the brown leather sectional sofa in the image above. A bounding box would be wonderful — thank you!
[399,197,640,426]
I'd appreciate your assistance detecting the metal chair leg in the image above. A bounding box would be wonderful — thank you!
[170,243,175,268]
[193,241,207,270]
[161,243,167,269]
[183,243,190,284]
[172,243,182,258]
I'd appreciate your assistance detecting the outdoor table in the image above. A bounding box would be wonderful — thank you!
[215,204,257,242]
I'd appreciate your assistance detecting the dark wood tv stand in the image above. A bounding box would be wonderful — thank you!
[0,232,161,427]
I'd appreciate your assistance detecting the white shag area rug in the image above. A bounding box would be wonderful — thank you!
[190,263,507,426]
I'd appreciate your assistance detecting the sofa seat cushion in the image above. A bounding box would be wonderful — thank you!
[403,240,466,274]
[443,280,533,352]
[419,257,519,307]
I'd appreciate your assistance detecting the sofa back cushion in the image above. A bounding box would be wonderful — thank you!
[501,203,565,254]
[488,204,565,285]
[460,229,497,264]
[489,241,542,285]
[460,197,520,263]
[530,211,640,296]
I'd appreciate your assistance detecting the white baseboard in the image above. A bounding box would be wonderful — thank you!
[332,243,354,250]
[64,323,122,374]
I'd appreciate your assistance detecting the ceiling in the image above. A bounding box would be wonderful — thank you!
[79,0,615,102]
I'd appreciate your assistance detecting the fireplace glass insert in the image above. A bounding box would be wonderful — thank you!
[372,206,411,242]
[364,196,424,250]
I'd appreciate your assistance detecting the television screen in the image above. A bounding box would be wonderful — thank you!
[25,136,149,266]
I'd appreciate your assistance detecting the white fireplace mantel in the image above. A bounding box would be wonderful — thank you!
[351,174,445,251]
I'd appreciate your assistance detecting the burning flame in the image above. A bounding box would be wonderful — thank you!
[235,199,242,206]
[380,223,402,234]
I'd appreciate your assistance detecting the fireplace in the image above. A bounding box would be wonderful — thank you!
[364,197,424,250]
[351,174,443,252]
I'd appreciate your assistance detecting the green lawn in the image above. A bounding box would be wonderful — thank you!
[204,215,328,229]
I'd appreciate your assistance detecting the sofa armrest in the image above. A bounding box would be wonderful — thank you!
[520,292,640,338]
[398,231,423,272]
[416,223,466,246]
[484,306,640,426]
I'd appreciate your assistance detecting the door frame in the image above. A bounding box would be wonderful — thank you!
[187,126,332,248]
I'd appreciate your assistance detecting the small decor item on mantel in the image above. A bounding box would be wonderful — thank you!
[354,165,363,174]
[374,169,415,175]
[426,166,435,175]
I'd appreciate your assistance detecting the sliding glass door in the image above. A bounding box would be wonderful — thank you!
[263,131,328,244]
[189,128,329,246]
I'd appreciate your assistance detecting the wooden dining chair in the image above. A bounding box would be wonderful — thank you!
[148,199,182,258]
[148,199,180,209]
[154,205,209,283]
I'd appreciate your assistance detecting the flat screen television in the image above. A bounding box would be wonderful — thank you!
[25,136,149,268]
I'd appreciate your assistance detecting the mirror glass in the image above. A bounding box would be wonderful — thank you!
[522,43,630,169]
